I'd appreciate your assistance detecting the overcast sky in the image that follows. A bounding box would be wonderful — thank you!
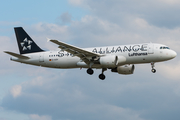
[1,0,180,120]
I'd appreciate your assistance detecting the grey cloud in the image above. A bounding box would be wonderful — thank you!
[2,68,180,120]
[56,12,72,25]
[82,0,180,29]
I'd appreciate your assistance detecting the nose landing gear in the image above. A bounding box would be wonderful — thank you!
[151,68,156,73]
[151,62,156,73]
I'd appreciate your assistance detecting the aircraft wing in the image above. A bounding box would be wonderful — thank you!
[50,40,101,63]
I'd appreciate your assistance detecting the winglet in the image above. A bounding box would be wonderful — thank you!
[47,38,51,42]
[4,51,30,59]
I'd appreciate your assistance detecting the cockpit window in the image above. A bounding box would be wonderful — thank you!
[160,46,170,49]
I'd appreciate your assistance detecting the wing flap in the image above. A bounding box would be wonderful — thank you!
[4,51,30,59]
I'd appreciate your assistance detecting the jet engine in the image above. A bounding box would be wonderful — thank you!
[111,64,135,75]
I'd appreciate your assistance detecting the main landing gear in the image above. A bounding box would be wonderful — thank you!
[87,68,94,75]
[87,68,107,80]
[99,68,107,80]
[151,62,156,73]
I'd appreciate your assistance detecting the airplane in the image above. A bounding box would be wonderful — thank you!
[4,27,177,80]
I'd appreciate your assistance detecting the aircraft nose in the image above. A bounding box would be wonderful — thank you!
[171,50,177,58]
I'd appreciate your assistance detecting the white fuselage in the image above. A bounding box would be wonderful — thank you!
[11,43,177,69]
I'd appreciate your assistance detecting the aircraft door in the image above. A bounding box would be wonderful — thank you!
[148,43,154,54]
[39,53,44,62]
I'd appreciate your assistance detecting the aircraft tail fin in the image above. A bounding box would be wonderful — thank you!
[14,27,44,54]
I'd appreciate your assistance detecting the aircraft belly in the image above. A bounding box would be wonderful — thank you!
[58,58,79,68]
[126,57,144,64]
[45,56,80,68]
[126,54,156,64]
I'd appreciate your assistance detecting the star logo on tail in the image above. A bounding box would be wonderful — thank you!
[21,38,33,51]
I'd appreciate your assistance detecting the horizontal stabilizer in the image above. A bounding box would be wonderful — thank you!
[4,51,30,59]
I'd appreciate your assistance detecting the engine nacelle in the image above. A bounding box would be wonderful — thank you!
[116,64,135,75]
[99,55,118,68]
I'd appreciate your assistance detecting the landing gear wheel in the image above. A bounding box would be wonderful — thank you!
[151,69,156,73]
[151,62,156,73]
[87,68,94,75]
[99,74,105,80]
